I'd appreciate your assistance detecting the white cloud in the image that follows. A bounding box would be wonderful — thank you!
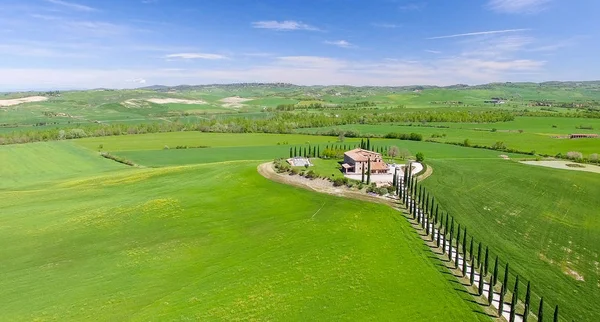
[398,3,426,11]
[166,53,227,60]
[45,0,97,12]
[126,78,147,84]
[425,50,442,54]
[251,20,319,31]
[488,0,551,14]
[323,40,354,48]
[427,29,530,39]
[372,23,400,28]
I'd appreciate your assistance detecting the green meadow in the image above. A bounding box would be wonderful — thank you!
[0,142,487,321]
[422,159,600,321]
[299,116,600,156]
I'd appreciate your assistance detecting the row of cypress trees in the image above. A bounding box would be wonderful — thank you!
[398,164,561,322]
[289,146,321,158]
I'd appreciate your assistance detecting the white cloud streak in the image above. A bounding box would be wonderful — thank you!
[166,53,228,60]
[323,40,353,48]
[488,0,551,14]
[427,29,530,39]
[251,20,319,31]
[45,0,97,12]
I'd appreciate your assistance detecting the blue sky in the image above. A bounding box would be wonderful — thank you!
[0,0,598,90]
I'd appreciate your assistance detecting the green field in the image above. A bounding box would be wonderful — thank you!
[2,82,600,321]
[422,159,600,321]
[298,116,600,156]
[0,142,127,189]
[0,143,487,321]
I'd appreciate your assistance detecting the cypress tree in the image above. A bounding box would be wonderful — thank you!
[367,138,371,150]
[477,243,482,269]
[469,238,475,284]
[553,306,558,322]
[361,167,365,183]
[493,256,499,286]
[455,235,460,269]
[317,146,320,157]
[436,220,441,247]
[498,284,505,317]
[360,139,364,149]
[448,228,453,261]
[538,297,544,322]
[523,282,531,322]
[456,225,461,269]
[478,264,484,295]
[462,228,467,257]
[510,275,519,322]
[393,168,398,186]
[503,263,510,296]
[366,159,371,185]
[442,228,446,253]
[294,146,297,157]
[303,147,307,157]
[289,147,293,158]
[488,277,494,305]
[484,247,490,276]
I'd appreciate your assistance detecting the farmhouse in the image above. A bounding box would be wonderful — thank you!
[341,148,389,174]
[569,133,599,139]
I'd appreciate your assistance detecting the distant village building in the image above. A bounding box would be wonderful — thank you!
[569,134,599,139]
[341,148,389,174]
[485,97,506,104]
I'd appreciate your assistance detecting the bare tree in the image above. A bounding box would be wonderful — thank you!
[388,146,400,161]
[399,148,411,160]
[338,132,345,142]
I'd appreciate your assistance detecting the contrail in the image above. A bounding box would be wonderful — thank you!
[427,29,530,40]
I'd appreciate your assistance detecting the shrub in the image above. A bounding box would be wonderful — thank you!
[333,177,349,187]
[416,152,425,162]
[492,141,507,150]
[290,168,299,175]
[589,153,599,162]
[305,170,318,179]
[463,139,471,147]
[566,151,583,160]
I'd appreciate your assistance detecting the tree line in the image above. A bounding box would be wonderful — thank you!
[399,167,563,322]
[0,110,514,145]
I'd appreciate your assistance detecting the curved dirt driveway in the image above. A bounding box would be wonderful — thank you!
[257,162,399,207]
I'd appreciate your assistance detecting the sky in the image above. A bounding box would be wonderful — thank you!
[0,0,599,90]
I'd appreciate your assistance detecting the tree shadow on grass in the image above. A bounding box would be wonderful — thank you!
[473,309,498,318]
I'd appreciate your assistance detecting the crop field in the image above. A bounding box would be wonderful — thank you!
[0,141,128,189]
[0,143,488,321]
[299,117,600,156]
[422,159,600,321]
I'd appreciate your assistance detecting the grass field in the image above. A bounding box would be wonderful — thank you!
[0,142,128,189]
[422,159,600,321]
[0,148,487,320]
[75,132,354,152]
[299,116,600,156]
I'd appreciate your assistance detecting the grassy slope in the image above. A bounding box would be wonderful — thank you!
[0,161,486,321]
[0,141,128,189]
[422,159,600,321]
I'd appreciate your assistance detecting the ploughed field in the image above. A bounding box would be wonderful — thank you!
[0,139,487,321]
